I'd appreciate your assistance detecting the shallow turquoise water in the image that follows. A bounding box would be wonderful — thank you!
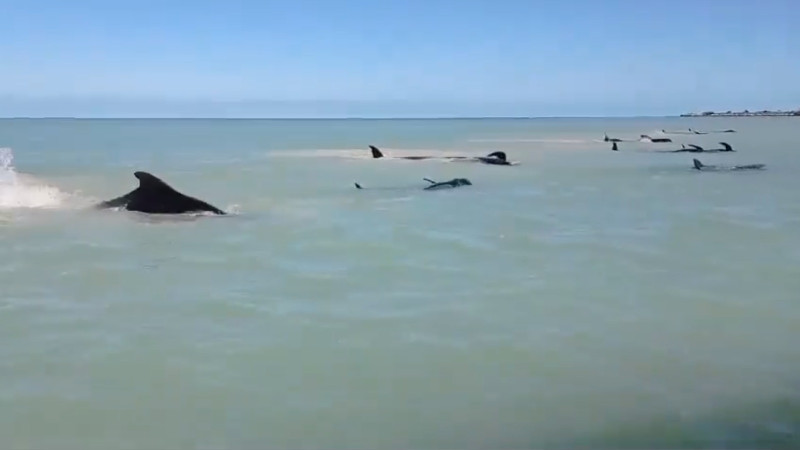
[1,117,798,449]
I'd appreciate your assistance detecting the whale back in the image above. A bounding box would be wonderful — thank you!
[486,151,507,161]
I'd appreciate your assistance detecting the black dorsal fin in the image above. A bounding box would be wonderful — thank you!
[134,171,180,193]
[127,171,226,215]
[369,145,384,158]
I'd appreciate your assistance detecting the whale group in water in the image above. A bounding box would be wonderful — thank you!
[80,143,508,217]
[604,127,736,144]
[612,141,740,155]
[655,142,734,153]
[22,120,759,219]
[609,128,764,173]
[89,145,500,216]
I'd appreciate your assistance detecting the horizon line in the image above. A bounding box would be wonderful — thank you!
[0,114,682,120]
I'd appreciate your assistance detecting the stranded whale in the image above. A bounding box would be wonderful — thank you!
[369,146,513,165]
[692,159,764,171]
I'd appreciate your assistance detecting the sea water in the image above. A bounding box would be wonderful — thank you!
[0,117,798,449]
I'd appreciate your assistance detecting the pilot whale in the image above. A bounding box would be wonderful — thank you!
[669,142,734,153]
[661,128,735,135]
[95,171,226,215]
[354,177,473,191]
[369,146,512,165]
[692,159,764,171]
[422,177,473,190]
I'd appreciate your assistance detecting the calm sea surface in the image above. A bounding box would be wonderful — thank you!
[1,117,798,449]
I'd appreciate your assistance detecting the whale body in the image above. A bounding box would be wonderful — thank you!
[692,159,765,171]
[95,171,226,215]
[369,146,512,165]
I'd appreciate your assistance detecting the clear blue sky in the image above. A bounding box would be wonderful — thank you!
[1,0,798,117]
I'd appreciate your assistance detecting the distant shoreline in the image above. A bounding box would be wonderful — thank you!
[0,116,672,120]
[680,109,800,117]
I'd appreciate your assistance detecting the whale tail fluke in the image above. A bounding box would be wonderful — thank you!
[369,145,384,159]
[693,159,704,170]
[719,142,733,152]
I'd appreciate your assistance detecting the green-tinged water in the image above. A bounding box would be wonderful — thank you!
[1,117,798,449]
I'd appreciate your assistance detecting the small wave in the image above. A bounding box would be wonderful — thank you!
[223,204,242,215]
[126,211,233,224]
[0,148,71,210]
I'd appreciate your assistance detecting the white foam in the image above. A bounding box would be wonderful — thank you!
[0,148,69,209]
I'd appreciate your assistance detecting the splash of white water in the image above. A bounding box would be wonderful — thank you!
[0,148,68,209]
